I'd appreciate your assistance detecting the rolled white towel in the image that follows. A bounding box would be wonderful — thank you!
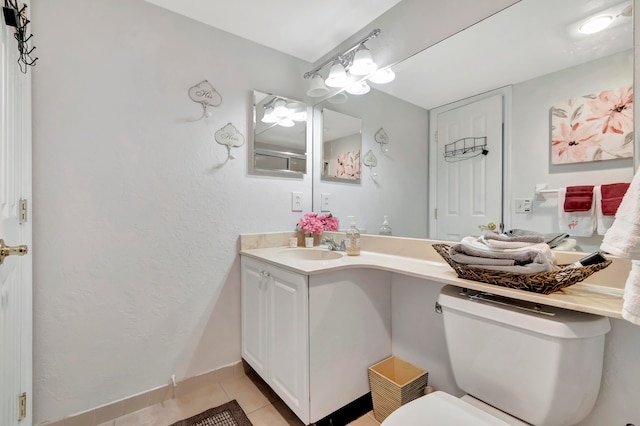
[600,219,640,259]
[622,260,640,326]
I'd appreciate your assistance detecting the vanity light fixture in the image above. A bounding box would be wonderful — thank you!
[346,81,371,95]
[261,97,304,127]
[273,99,289,117]
[287,101,307,121]
[349,44,378,76]
[304,29,394,98]
[578,15,613,34]
[307,73,330,97]
[261,106,279,124]
[325,60,350,88]
[369,68,396,85]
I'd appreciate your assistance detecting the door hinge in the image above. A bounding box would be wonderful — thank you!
[435,131,438,143]
[19,199,27,224]
[434,208,438,220]
[18,392,26,420]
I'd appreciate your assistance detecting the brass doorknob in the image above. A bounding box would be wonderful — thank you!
[0,239,28,264]
[478,222,497,231]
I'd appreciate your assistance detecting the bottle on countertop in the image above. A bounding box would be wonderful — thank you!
[379,215,392,236]
[345,216,361,256]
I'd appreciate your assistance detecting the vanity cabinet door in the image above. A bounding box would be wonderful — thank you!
[241,256,269,379]
[241,257,310,424]
[268,265,309,423]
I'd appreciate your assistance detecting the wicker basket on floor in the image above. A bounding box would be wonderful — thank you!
[432,243,611,295]
[368,356,428,423]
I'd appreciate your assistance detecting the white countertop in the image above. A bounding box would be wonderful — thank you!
[240,232,628,319]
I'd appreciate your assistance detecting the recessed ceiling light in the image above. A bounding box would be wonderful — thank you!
[578,15,614,34]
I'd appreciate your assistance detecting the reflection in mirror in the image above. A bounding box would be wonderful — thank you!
[311,0,633,250]
[250,90,307,177]
[320,109,362,183]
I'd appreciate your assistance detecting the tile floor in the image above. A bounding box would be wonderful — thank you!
[98,371,380,426]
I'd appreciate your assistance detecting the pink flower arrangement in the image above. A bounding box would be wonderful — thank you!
[297,212,340,236]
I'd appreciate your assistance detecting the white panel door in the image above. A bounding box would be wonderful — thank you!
[434,94,503,241]
[240,257,268,379]
[0,4,33,425]
[268,265,309,423]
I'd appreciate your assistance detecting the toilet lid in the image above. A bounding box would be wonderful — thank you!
[381,391,512,426]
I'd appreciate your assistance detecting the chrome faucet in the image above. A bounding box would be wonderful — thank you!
[321,236,346,252]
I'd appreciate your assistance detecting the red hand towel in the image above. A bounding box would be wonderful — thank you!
[601,182,630,215]
[564,185,594,212]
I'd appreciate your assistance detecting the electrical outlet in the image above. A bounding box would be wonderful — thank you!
[515,198,533,214]
[321,193,331,212]
[291,191,303,212]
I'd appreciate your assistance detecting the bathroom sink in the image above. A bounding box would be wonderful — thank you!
[278,248,344,261]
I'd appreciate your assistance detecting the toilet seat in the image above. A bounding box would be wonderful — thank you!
[381,391,511,425]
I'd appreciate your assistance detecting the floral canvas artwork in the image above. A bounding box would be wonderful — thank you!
[335,150,361,179]
[550,85,633,164]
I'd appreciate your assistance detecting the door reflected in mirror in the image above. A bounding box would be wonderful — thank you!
[250,90,308,177]
[320,108,362,183]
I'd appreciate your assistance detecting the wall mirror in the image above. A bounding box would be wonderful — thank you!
[249,90,308,177]
[320,108,362,183]
[311,0,633,247]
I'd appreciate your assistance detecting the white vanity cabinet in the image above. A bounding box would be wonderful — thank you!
[241,256,309,422]
[241,255,392,425]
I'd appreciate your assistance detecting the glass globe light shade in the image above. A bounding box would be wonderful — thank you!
[307,74,330,97]
[261,107,278,123]
[349,45,378,76]
[369,68,396,84]
[325,62,350,88]
[346,81,370,95]
[273,99,289,117]
[278,118,295,128]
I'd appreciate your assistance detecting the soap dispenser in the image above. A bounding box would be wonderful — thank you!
[379,215,392,236]
[345,216,361,256]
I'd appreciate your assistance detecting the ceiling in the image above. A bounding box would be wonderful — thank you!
[143,0,403,63]
[145,0,632,114]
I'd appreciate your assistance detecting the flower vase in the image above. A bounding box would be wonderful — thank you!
[305,236,314,248]
[298,232,323,247]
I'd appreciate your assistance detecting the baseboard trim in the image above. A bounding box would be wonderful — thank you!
[38,360,246,426]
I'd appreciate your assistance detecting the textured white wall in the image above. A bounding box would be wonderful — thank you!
[31,0,312,422]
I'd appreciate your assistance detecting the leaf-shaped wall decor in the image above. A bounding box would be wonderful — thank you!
[363,149,378,168]
[215,123,245,148]
[188,80,222,119]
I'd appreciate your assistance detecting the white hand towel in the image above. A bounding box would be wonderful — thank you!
[622,260,640,326]
[595,185,615,235]
[557,187,595,237]
[601,166,640,258]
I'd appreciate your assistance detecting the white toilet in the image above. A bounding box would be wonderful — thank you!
[382,285,611,426]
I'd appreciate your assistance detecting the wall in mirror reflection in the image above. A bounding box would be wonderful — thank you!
[321,109,362,183]
[507,49,633,252]
[311,49,633,252]
[312,90,429,237]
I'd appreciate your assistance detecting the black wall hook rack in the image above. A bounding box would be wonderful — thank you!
[3,0,37,73]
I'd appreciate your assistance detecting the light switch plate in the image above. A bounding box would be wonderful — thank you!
[321,193,331,212]
[291,191,303,212]
[515,198,532,213]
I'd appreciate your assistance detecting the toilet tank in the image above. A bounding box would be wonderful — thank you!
[438,285,610,426]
